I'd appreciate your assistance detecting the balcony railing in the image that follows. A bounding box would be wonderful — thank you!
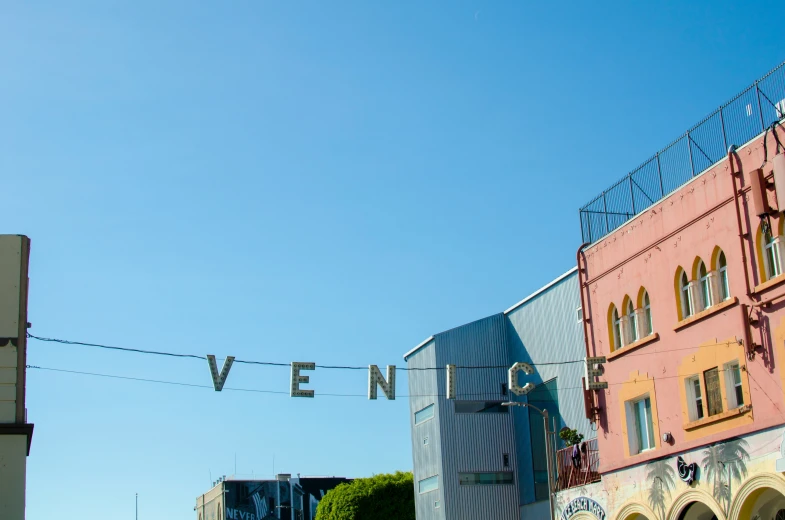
[579,59,785,245]
[555,438,601,491]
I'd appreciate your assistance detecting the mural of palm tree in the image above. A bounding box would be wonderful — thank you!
[720,438,750,511]
[646,459,677,520]
[702,438,750,514]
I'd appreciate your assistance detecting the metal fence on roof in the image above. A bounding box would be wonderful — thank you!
[579,60,785,244]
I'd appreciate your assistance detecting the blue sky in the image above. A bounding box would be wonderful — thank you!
[1,0,784,518]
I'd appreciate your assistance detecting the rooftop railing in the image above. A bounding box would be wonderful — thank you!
[555,438,600,491]
[579,60,785,244]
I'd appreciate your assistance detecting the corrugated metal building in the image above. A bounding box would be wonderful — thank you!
[404,268,593,520]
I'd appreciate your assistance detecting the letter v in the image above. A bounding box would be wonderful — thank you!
[207,355,235,391]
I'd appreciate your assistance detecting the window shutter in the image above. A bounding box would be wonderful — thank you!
[625,401,639,455]
[776,238,785,277]
[685,378,698,422]
[723,363,737,409]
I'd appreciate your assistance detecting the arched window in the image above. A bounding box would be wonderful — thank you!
[680,270,693,318]
[642,290,652,336]
[610,306,622,351]
[765,228,783,279]
[718,251,729,301]
[698,260,711,310]
[626,299,638,344]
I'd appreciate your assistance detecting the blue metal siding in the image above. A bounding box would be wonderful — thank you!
[433,314,520,520]
[405,269,592,520]
[407,340,446,520]
[505,271,593,510]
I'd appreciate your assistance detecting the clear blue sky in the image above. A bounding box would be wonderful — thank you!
[2,1,783,518]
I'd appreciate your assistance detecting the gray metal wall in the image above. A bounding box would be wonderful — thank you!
[405,269,592,520]
[407,339,446,520]
[505,270,594,512]
[433,314,519,520]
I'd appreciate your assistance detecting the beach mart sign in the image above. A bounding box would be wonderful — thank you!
[560,497,606,520]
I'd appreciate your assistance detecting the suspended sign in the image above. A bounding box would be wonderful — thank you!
[584,356,608,390]
[206,356,545,401]
[206,357,398,400]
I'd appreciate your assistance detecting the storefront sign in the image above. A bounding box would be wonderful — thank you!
[677,456,698,484]
[561,497,606,520]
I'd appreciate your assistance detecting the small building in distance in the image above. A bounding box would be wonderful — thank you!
[196,474,351,520]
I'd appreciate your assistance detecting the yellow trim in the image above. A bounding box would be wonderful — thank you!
[612,501,658,520]
[754,272,785,293]
[673,297,738,331]
[618,371,660,459]
[621,294,633,317]
[636,287,647,309]
[691,256,705,280]
[608,304,619,353]
[666,489,726,520]
[710,246,724,271]
[756,222,768,282]
[729,472,785,520]
[674,267,686,322]
[676,338,752,441]
[607,333,659,361]
[683,404,751,430]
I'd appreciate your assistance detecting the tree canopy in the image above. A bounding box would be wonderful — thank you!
[315,471,415,520]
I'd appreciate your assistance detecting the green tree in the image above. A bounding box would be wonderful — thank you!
[315,471,415,520]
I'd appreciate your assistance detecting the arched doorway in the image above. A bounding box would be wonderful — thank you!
[729,473,785,519]
[736,487,785,518]
[667,490,726,520]
[614,501,657,520]
[677,501,717,520]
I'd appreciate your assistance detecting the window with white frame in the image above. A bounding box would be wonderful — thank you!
[626,299,638,344]
[680,271,693,318]
[625,396,655,455]
[612,306,622,350]
[418,475,439,494]
[724,361,744,409]
[642,291,653,337]
[765,230,784,280]
[718,251,730,301]
[415,404,435,425]
[685,375,704,422]
[698,260,712,310]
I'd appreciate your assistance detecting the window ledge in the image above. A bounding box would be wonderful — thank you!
[755,274,785,294]
[673,297,739,331]
[683,405,751,431]
[607,333,660,361]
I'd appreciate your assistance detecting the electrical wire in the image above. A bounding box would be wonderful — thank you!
[26,333,584,370]
[25,364,746,398]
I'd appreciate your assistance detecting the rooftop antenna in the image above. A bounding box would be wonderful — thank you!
[135,493,138,520]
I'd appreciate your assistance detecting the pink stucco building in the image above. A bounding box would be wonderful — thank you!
[556,62,785,520]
